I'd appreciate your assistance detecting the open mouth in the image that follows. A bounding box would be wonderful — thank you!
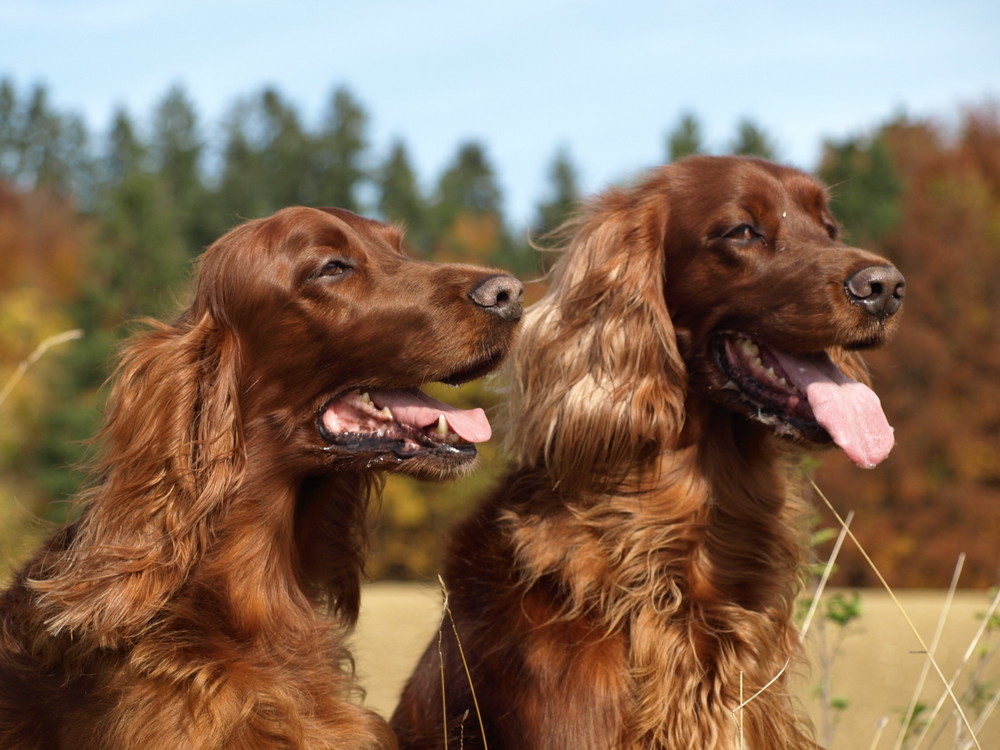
[314,348,508,470]
[714,333,894,469]
[317,388,488,463]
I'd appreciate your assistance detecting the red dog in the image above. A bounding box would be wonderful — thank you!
[392,157,904,749]
[0,207,522,749]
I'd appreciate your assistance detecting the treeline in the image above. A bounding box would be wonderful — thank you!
[1,75,998,586]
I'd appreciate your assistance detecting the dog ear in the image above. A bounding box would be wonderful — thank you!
[28,309,245,647]
[505,188,687,496]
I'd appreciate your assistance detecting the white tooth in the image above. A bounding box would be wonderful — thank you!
[753,357,764,369]
[778,377,788,386]
[766,367,776,378]
[380,406,393,420]
[435,414,448,437]
[360,392,372,405]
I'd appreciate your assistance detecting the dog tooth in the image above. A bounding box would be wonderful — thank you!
[434,414,448,437]
[379,406,393,420]
[360,392,372,405]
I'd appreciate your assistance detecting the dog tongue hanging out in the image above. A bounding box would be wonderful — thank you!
[772,350,894,468]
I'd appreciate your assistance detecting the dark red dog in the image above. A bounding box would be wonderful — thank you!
[0,207,522,749]
[392,157,904,749]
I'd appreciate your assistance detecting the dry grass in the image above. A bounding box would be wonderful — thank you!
[352,583,999,749]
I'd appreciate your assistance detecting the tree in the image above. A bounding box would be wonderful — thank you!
[376,139,429,254]
[0,78,93,199]
[215,88,313,220]
[431,142,512,266]
[533,146,580,241]
[312,86,369,211]
[730,118,778,159]
[666,112,705,162]
[819,134,901,246]
[150,85,212,250]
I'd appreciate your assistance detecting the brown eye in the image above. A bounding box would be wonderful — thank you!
[725,225,760,242]
[319,260,351,278]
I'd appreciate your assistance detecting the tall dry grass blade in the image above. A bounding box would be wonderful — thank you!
[437,576,489,750]
[970,687,1000,738]
[869,716,889,750]
[731,658,790,715]
[733,510,853,733]
[912,587,1000,750]
[437,591,450,750]
[893,553,965,750]
[800,510,854,640]
[0,329,83,407]
[811,480,982,750]
[739,671,745,750]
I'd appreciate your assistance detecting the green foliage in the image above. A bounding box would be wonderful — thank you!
[376,140,430,253]
[2,73,1000,588]
[819,133,902,245]
[533,146,580,240]
[730,118,778,159]
[666,112,705,161]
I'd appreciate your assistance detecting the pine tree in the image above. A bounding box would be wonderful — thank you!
[533,146,580,240]
[150,85,212,250]
[819,134,901,246]
[312,86,369,211]
[666,112,704,162]
[730,118,778,159]
[376,140,429,253]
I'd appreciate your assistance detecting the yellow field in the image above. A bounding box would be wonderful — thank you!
[354,583,999,750]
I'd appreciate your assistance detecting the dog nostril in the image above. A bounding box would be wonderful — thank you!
[469,274,524,322]
[845,265,906,318]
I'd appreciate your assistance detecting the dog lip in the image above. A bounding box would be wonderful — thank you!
[314,387,482,459]
[439,347,507,386]
[710,332,833,445]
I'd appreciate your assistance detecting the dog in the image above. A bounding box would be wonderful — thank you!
[391,156,905,749]
[0,206,522,749]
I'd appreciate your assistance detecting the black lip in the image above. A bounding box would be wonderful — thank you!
[314,390,480,462]
[711,333,833,445]
[441,347,507,386]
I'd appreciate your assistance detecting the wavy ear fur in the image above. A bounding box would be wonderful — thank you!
[505,185,687,495]
[28,310,244,646]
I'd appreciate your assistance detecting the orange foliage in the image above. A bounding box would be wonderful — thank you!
[816,104,1000,587]
[0,183,90,300]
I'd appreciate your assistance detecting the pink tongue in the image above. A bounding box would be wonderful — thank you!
[368,389,492,443]
[772,351,894,469]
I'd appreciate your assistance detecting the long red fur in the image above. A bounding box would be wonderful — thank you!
[392,157,904,749]
[0,207,520,749]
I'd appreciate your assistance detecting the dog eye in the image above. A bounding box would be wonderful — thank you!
[724,225,761,242]
[318,260,352,278]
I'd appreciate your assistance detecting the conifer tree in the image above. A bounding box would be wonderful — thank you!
[666,112,705,161]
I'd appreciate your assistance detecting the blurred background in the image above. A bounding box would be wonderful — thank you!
[2,1,999,746]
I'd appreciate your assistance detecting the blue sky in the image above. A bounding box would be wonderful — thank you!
[2,0,999,226]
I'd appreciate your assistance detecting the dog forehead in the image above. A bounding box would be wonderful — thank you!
[314,206,405,251]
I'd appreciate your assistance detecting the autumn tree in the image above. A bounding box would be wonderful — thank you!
[814,105,1000,587]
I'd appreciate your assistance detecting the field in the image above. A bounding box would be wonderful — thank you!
[353,583,999,749]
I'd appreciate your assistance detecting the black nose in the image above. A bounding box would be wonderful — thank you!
[845,265,906,318]
[469,274,524,321]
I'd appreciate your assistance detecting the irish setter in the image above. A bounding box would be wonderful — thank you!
[391,156,905,749]
[0,207,522,749]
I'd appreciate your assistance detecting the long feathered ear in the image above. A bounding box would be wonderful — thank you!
[505,186,687,495]
[29,309,244,646]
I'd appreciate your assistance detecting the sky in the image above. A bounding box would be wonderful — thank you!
[2,0,999,227]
